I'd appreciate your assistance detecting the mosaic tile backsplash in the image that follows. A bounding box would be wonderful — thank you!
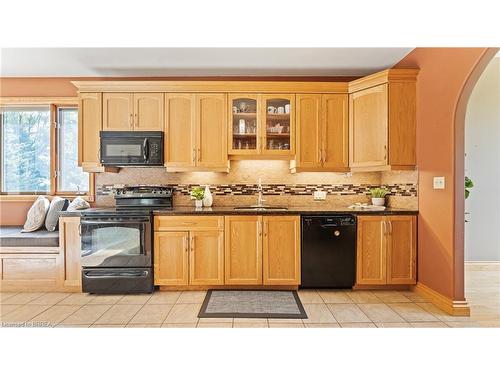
[94,160,418,209]
[97,183,417,197]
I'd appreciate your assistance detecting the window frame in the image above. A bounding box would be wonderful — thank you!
[0,97,94,201]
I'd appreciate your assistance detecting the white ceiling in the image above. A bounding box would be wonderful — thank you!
[0,48,413,77]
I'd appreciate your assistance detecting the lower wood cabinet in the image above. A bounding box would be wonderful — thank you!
[224,216,262,285]
[154,215,301,287]
[154,231,190,286]
[154,217,224,286]
[225,215,300,286]
[263,216,301,285]
[356,215,416,285]
[59,216,82,290]
[189,231,224,285]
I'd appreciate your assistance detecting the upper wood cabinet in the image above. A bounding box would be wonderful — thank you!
[134,93,164,131]
[349,85,388,169]
[103,93,164,131]
[292,94,348,172]
[356,215,416,286]
[165,93,228,172]
[165,94,195,168]
[224,216,262,285]
[348,69,418,171]
[78,92,103,172]
[228,94,295,158]
[262,216,300,285]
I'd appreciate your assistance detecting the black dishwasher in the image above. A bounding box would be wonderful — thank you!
[301,215,356,288]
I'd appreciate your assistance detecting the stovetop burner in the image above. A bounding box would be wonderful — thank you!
[114,185,173,210]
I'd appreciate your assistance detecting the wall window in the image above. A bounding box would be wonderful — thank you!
[0,104,91,196]
[1,107,51,193]
[57,108,89,193]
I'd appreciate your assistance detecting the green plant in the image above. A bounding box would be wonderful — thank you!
[370,187,389,198]
[190,186,205,200]
[465,176,474,199]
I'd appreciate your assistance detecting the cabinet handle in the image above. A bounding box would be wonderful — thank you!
[192,148,196,162]
[197,148,201,162]
[384,145,387,160]
[388,221,392,234]
[134,113,138,127]
[190,236,194,252]
[129,114,133,128]
[264,220,268,237]
[322,149,327,163]
[184,237,188,252]
[258,221,262,237]
[382,221,387,235]
[318,149,322,163]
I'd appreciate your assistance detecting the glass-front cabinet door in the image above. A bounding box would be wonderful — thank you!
[228,94,260,155]
[261,94,295,156]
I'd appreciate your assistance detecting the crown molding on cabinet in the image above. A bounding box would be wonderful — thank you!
[71,81,349,94]
[348,69,420,93]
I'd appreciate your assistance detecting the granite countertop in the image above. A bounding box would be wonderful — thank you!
[61,206,418,217]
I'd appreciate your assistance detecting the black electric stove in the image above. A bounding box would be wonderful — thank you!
[80,186,173,294]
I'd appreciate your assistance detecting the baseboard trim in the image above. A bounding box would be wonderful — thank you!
[465,261,500,271]
[411,282,470,316]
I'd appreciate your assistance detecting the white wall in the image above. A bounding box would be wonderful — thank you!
[465,57,500,261]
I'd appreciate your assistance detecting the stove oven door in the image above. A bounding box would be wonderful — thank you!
[80,215,152,268]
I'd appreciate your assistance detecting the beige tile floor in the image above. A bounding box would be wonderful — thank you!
[0,266,497,328]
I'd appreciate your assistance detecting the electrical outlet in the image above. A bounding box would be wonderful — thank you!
[433,176,445,190]
[313,191,327,200]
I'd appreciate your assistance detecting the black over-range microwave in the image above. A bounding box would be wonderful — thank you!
[100,131,163,166]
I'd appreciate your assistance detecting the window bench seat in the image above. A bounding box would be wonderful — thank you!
[0,226,60,248]
[0,225,65,292]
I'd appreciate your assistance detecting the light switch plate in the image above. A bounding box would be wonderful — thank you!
[433,176,445,189]
[313,191,327,200]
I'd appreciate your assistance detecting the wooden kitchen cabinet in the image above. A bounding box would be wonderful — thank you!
[349,85,388,169]
[356,216,387,285]
[224,216,262,285]
[165,93,228,171]
[263,216,300,285]
[356,215,416,286]
[292,94,348,172]
[78,92,103,172]
[228,94,295,158]
[224,215,300,286]
[348,69,418,171]
[103,93,134,130]
[154,231,189,286]
[59,216,82,290]
[154,216,224,286]
[103,92,164,131]
[189,231,224,285]
[133,93,164,131]
[386,216,417,284]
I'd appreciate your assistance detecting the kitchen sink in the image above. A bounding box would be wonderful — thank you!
[234,206,288,211]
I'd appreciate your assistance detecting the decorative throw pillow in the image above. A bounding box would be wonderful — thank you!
[67,197,90,211]
[22,196,50,233]
[45,197,69,231]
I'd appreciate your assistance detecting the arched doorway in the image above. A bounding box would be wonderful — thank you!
[463,53,500,326]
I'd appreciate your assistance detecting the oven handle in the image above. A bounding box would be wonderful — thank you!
[143,138,149,161]
[81,218,151,225]
[83,270,150,279]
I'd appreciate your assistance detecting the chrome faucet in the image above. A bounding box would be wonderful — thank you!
[256,178,266,207]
